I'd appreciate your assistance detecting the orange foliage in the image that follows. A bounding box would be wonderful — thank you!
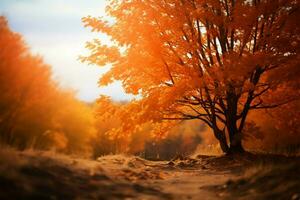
[83,0,300,153]
[0,17,95,155]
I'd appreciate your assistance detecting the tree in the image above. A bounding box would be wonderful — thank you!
[82,0,300,153]
[0,16,57,145]
[0,16,96,155]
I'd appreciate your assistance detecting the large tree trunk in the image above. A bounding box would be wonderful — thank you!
[214,129,244,154]
[214,129,230,153]
[228,129,244,154]
[225,91,245,154]
[227,122,245,154]
[228,128,245,154]
[229,140,244,154]
[218,134,230,153]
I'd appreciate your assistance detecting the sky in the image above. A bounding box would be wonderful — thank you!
[0,0,133,102]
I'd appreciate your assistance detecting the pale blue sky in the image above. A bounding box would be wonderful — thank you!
[0,0,133,102]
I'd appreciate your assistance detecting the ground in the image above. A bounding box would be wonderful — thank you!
[0,149,299,200]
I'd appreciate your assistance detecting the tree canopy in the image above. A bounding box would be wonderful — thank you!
[82,0,300,153]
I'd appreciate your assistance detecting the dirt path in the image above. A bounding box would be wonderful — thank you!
[0,151,239,200]
[0,150,299,200]
[98,156,239,200]
[151,169,233,200]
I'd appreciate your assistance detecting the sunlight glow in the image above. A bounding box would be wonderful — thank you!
[0,0,133,102]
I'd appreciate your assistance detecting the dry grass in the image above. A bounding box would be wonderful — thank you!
[0,148,171,200]
[214,158,300,200]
